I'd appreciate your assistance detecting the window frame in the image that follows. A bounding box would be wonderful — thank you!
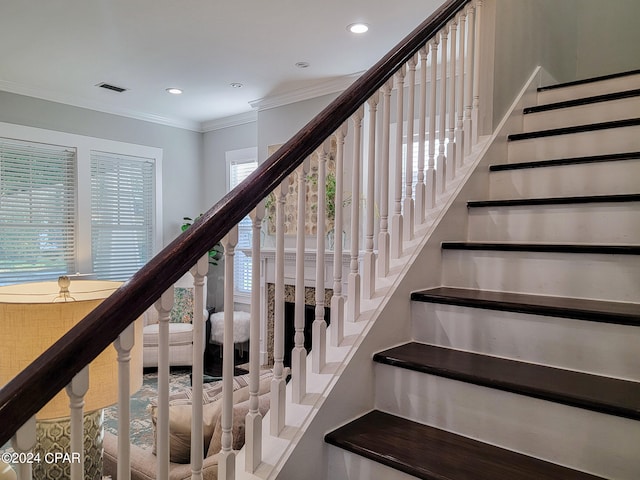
[225,147,258,303]
[0,121,163,283]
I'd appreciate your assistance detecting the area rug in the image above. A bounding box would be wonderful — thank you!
[103,367,191,449]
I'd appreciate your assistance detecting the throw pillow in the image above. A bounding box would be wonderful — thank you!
[207,392,270,457]
[150,370,274,464]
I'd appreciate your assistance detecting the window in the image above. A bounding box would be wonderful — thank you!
[91,151,155,280]
[0,139,76,285]
[226,148,258,296]
[0,122,162,286]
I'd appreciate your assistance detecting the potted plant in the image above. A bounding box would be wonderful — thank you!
[182,216,223,265]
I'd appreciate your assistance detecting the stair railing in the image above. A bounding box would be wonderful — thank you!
[0,0,486,478]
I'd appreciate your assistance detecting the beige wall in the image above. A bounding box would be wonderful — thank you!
[575,0,640,79]
[491,0,639,129]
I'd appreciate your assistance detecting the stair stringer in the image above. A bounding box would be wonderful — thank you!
[235,67,548,480]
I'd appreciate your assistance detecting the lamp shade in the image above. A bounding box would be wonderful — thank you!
[0,279,143,420]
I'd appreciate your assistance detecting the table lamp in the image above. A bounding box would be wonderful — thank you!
[0,277,143,480]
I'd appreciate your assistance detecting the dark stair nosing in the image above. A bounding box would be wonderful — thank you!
[325,410,604,480]
[524,88,640,114]
[538,69,640,92]
[410,287,640,327]
[489,151,640,171]
[467,193,640,209]
[441,241,640,255]
[373,343,640,420]
[508,118,640,142]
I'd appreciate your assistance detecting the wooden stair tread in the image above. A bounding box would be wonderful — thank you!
[325,410,604,480]
[523,88,640,114]
[537,69,640,92]
[373,343,640,420]
[489,151,640,172]
[411,287,640,326]
[467,193,640,208]
[441,241,640,255]
[508,118,640,142]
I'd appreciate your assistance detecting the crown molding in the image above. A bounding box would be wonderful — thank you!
[0,80,202,132]
[201,110,258,132]
[0,72,367,134]
[249,72,363,112]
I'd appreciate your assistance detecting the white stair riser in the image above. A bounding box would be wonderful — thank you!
[374,363,640,480]
[467,203,640,243]
[327,444,418,480]
[537,74,640,104]
[523,96,640,131]
[441,249,640,302]
[507,125,640,163]
[489,159,640,199]
[411,302,640,381]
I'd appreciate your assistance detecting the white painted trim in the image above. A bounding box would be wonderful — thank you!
[201,111,258,132]
[249,73,362,112]
[224,146,258,191]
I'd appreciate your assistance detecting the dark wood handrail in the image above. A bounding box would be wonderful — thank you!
[0,0,469,446]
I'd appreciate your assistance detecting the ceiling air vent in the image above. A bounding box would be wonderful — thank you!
[96,82,128,93]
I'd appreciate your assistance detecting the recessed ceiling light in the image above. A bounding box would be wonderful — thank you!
[166,87,183,95]
[347,23,369,34]
[230,82,243,88]
[295,62,310,69]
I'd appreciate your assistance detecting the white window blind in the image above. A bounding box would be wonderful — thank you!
[0,138,76,285]
[91,151,155,281]
[229,159,257,294]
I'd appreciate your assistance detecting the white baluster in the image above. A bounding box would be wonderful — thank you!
[271,181,287,435]
[447,17,458,180]
[437,26,449,194]
[363,93,378,298]
[472,0,483,145]
[456,9,467,166]
[313,141,329,372]
[219,226,239,479]
[391,67,405,259]
[292,159,309,403]
[347,107,364,322]
[464,4,475,156]
[416,47,428,223]
[404,56,417,241]
[246,201,265,472]
[378,80,392,276]
[11,416,36,480]
[154,288,174,480]
[190,254,209,480]
[427,38,439,209]
[65,367,88,480]
[331,125,347,347]
[114,323,136,480]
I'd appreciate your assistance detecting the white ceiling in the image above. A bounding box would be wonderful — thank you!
[0,0,442,131]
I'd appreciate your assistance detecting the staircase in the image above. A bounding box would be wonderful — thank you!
[325,71,640,479]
